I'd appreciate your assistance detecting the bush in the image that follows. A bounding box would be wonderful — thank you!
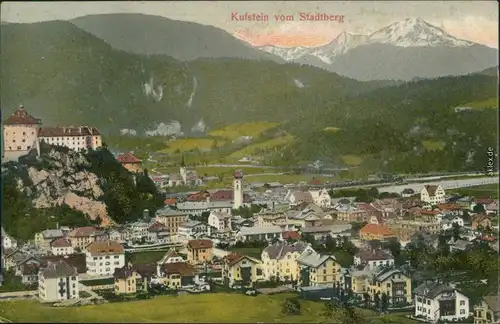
[281,297,301,315]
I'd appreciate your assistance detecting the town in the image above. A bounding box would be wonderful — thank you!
[0,106,498,323]
[1,2,499,323]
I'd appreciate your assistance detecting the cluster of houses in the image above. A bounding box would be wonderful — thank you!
[1,165,498,323]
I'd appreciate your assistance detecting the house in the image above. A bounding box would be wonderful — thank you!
[359,224,395,241]
[108,228,126,243]
[40,253,87,275]
[19,263,40,285]
[401,188,415,198]
[296,250,340,287]
[178,220,209,238]
[116,152,142,173]
[236,226,283,242]
[67,226,108,251]
[1,228,17,250]
[420,185,446,205]
[354,249,394,269]
[158,249,185,264]
[285,190,314,206]
[155,207,189,235]
[484,200,499,215]
[34,229,64,251]
[38,260,79,302]
[127,220,153,242]
[2,250,29,271]
[156,262,196,289]
[231,217,255,231]
[414,281,470,322]
[472,214,492,231]
[85,240,125,276]
[176,201,233,217]
[208,211,232,232]
[146,222,170,244]
[300,223,352,241]
[114,263,144,295]
[38,126,102,152]
[260,241,313,281]
[50,238,74,256]
[309,189,332,208]
[186,240,213,265]
[474,294,500,324]
[447,238,473,252]
[365,266,412,305]
[282,230,301,241]
[221,253,263,288]
[436,203,462,216]
[440,215,464,231]
[334,202,369,222]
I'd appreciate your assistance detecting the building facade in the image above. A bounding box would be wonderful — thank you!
[85,241,125,276]
[38,260,79,302]
[420,185,446,205]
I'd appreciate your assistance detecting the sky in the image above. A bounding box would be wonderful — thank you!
[1,1,498,48]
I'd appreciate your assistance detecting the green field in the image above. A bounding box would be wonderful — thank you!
[127,250,171,265]
[421,140,446,151]
[0,293,415,323]
[449,184,499,199]
[158,138,225,154]
[340,155,364,167]
[154,166,276,177]
[323,126,342,133]
[229,135,295,159]
[460,97,497,109]
[208,122,279,140]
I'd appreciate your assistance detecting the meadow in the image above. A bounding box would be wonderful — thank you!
[158,138,225,154]
[460,97,497,109]
[0,293,416,323]
[228,135,295,159]
[208,122,279,140]
[421,140,446,151]
[449,184,499,199]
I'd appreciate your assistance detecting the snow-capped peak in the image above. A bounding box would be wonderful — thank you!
[367,17,474,48]
[254,18,476,64]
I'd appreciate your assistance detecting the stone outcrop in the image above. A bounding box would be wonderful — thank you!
[10,148,111,225]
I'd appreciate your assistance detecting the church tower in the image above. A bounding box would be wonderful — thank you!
[180,154,187,184]
[233,170,244,210]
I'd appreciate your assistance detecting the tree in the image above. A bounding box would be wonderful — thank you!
[363,292,370,308]
[322,302,364,324]
[368,239,382,251]
[374,292,381,311]
[281,297,301,315]
[473,203,486,213]
[381,293,389,313]
[383,237,403,264]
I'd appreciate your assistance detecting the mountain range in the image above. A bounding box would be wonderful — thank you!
[0,14,497,174]
[258,18,497,80]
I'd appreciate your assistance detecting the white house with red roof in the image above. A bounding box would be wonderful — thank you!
[50,238,74,256]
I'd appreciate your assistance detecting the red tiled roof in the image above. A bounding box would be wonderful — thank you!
[211,190,251,203]
[421,210,440,215]
[3,106,41,125]
[436,203,461,211]
[38,126,101,137]
[475,198,495,205]
[224,253,244,266]
[51,238,71,248]
[187,239,213,249]
[282,231,301,240]
[360,224,394,236]
[116,152,141,164]
[162,262,196,276]
[68,226,104,237]
[164,198,177,205]
[148,222,167,233]
[311,177,321,185]
[186,190,210,202]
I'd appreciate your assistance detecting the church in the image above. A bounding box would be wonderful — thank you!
[166,155,203,187]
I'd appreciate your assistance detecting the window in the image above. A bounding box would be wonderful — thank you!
[427,300,430,305]
[460,300,465,306]
[460,309,465,315]
[23,132,26,135]
[22,139,25,143]
[17,146,21,150]
[323,276,326,281]
[71,276,76,280]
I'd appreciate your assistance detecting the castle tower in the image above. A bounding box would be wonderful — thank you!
[180,154,187,184]
[2,104,41,161]
[233,170,244,210]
